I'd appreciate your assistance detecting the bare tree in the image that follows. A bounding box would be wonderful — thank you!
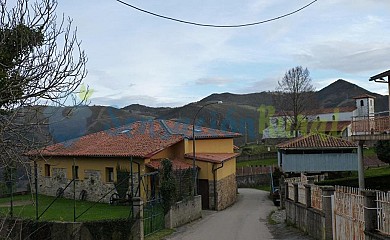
[273,66,315,137]
[0,0,87,194]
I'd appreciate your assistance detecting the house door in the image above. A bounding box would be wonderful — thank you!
[198,179,209,209]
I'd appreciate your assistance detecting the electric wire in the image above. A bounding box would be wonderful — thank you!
[115,0,319,28]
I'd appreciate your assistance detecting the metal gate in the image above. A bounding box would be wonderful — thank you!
[139,171,165,236]
[144,198,165,236]
[333,186,365,240]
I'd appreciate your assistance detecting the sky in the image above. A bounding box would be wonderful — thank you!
[56,0,390,108]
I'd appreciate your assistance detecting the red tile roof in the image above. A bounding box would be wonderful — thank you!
[184,153,240,164]
[312,106,356,115]
[27,120,241,158]
[353,94,376,99]
[303,121,351,133]
[27,121,184,158]
[277,133,357,150]
[162,120,242,139]
[146,158,193,170]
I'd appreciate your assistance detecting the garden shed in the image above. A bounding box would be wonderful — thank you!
[277,133,358,173]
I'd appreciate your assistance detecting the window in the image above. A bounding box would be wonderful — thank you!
[360,100,364,107]
[72,166,79,179]
[106,167,114,182]
[44,164,50,177]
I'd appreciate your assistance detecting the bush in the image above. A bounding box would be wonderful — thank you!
[160,159,176,214]
[0,182,8,195]
[374,140,390,163]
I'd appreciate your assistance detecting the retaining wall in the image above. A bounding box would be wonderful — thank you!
[0,218,137,240]
[236,173,270,188]
[165,195,202,229]
[285,200,325,240]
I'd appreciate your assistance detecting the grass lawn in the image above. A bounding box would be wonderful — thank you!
[365,165,390,177]
[363,147,377,157]
[236,158,277,167]
[332,166,390,179]
[241,144,277,155]
[0,194,132,222]
[318,166,390,191]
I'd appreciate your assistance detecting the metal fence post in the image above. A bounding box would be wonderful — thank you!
[34,160,39,220]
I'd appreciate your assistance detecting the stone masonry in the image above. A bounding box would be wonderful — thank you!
[209,173,237,210]
[33,166,139,203]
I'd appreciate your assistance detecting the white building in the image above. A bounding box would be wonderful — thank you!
[263,94,375,140]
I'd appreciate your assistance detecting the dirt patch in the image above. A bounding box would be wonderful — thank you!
[0,200,33,207]
[364,156,388,167]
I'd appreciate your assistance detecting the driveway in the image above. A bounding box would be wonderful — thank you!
[166,188,276,240]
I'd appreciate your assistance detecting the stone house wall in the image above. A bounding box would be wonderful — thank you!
[34,166,138,203]
[209,173,237,211]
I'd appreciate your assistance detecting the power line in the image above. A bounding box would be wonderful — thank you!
[115,0,319,28]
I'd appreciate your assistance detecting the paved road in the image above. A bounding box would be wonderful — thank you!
[166,188,276,240]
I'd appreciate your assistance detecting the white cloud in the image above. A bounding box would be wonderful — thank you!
[196,77,232,86]
[237,77,280,93]
[293,42,390,73]
[55,0,390,107]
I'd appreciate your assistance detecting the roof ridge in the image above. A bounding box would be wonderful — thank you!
[277,133,357,149]
[159,119,174,135]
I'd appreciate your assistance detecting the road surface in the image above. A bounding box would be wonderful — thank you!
[166,188,276,240]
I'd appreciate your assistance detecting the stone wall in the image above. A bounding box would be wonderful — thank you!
[236,153,277,162]
[285,200,325,240]
[34,167,138,203]
[236,173,270,188]
[165,195,202,228]
[209,173,237,211]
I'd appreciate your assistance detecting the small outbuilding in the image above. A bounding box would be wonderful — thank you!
[277,133,358,173]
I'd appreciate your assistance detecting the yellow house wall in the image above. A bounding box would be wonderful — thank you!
[185,138,234,154]
[35,157,145,182]
[184,158,236,181]
[214,159,236,180]
[150,141,185,160]
[196,160,212,180]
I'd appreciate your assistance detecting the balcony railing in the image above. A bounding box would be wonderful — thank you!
[351,112,390,135]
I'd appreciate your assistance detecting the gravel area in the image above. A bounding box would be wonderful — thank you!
[268,209,315,240]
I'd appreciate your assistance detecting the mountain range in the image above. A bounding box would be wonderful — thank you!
[34,79,389,146]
